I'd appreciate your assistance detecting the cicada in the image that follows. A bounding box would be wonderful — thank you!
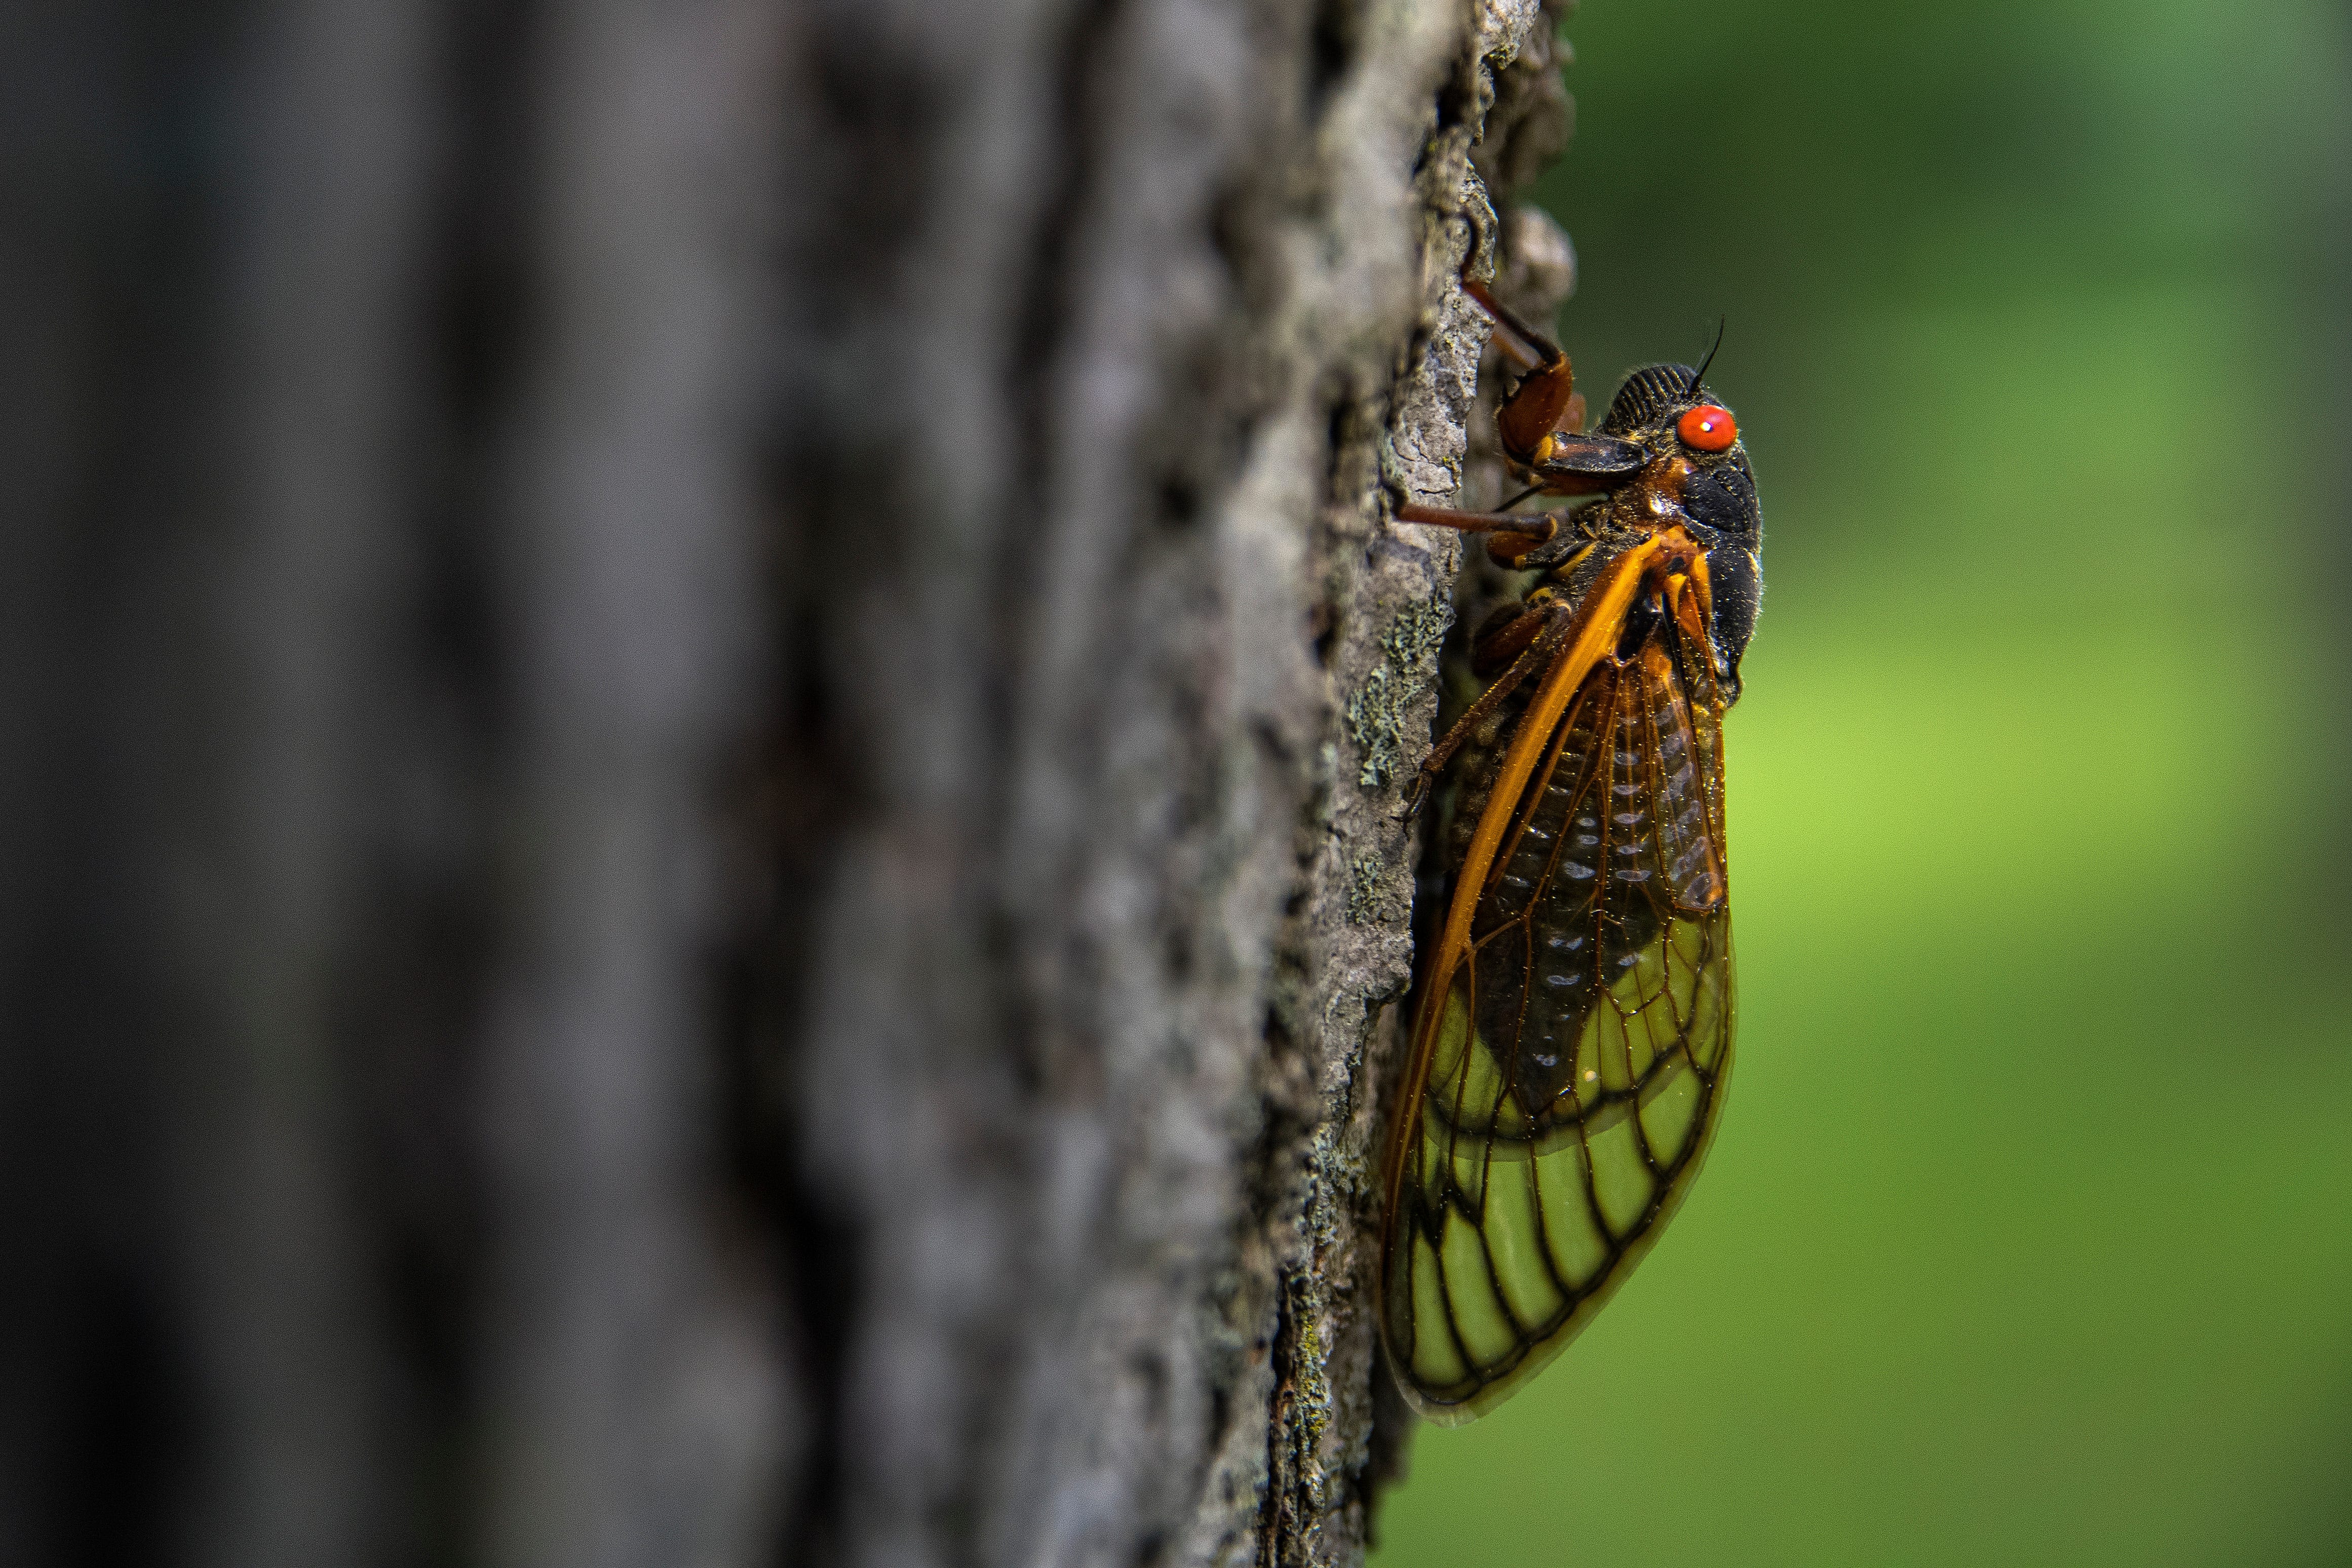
[1380,279,1762,1423]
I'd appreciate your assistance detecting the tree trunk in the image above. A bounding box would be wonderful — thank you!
[0,0,1573,1563]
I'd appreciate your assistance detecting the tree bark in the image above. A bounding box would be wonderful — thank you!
[0,0,1574,1563]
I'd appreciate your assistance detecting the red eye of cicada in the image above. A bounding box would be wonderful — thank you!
[1677,404,1737,452]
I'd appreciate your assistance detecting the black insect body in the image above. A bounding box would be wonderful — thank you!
[1380,280,1763,1423]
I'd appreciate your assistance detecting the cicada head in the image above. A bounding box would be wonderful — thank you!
[1596,361,1764,703]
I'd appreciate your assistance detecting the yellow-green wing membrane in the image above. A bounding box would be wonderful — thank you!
[1383,612,1735,1423]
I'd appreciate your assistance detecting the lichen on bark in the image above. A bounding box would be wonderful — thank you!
[1247,2,1588,1562]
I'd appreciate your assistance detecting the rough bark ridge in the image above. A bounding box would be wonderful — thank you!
[0,0,1575,1564]
[778,0,1578,1562]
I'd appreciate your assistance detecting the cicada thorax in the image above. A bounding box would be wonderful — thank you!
[1588,364,1765,702]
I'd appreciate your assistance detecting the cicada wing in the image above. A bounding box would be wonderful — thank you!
[1382,614,1735,1424]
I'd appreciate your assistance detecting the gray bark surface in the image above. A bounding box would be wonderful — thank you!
[0,0,1576,1563]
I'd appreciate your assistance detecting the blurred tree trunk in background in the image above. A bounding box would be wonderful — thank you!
[0,0,1572,1563]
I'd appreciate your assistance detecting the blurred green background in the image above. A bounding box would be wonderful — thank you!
[1372,2,2352,1563]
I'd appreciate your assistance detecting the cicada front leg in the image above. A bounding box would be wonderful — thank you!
[1462,278,1653,498]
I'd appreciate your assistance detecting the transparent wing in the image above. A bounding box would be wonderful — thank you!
[1382,609,1734,1424]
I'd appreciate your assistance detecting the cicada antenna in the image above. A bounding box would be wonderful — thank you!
[1686,317,1726,399]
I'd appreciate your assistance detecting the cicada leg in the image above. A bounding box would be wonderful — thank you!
[1461,278,1654,495]
[1466,279,1585,459]
[1401,597,1576,816]
[1396,500,1561,567]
